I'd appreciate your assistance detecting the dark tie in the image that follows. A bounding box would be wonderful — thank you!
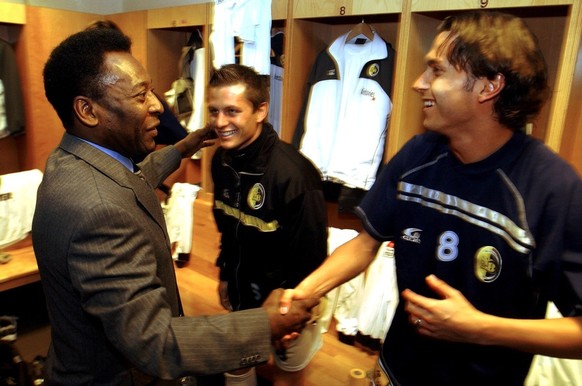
[132,164,164,221]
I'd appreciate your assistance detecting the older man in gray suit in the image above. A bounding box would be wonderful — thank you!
[32,27,316,385]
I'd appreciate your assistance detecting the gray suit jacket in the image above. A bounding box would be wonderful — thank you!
[32,133,271,385]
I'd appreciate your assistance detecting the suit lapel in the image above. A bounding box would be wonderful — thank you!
[59,134,170,241]
[132,167,169,235]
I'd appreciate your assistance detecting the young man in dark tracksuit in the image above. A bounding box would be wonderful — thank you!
[208,64,328,386]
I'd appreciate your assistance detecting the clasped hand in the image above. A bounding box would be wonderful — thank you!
[262,288,319,343]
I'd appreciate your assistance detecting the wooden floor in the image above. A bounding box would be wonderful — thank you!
[175,255,378,386]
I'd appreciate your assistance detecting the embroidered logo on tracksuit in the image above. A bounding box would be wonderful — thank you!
[247,183,266,210]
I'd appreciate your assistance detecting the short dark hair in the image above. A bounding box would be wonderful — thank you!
[85,19,122,32]
[437,11,549,131]
[43,28,132,129]
[207,64,269,111]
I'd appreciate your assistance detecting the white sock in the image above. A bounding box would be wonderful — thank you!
[224,367,258,386]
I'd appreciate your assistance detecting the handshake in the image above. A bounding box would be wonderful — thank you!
[261,288,318,341]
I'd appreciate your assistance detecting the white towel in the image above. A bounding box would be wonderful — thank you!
[162,183,201,259]
[0,169,43,248]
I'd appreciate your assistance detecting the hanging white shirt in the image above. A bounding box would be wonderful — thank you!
[210,0,272,75]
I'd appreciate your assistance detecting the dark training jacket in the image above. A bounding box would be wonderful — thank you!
[212,123,328,310]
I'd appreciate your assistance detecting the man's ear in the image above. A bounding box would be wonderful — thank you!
[478,73,505,103]
[73,97,98,127]
[256,102,269,123]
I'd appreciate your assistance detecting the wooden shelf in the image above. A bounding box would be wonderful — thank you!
[147,3,208,29]
[0,3,25,24]
[292,0,402,18]
[272,0,288,20]
[411,0,576,12]
[0,237,38,293]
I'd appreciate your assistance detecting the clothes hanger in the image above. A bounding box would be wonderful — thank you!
[346,20,375,42]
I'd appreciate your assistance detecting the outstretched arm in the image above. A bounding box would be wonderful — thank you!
[403,274,582,359]
[280,229,381,313]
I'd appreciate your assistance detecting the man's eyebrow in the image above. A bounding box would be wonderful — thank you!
[129,80,151,94]
[425,57,440,67]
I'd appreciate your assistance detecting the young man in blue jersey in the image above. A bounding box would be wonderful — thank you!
[281,10,582,386]
[208,64,328,386]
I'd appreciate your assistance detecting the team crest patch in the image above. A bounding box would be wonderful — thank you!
[367,63,380,77]
[474,246,502,283]
[247,183,266,210]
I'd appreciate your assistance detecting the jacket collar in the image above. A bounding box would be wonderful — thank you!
[58,133,168,231]
[59,133,135,185]
[221,122,278,172]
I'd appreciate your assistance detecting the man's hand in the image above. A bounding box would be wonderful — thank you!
[174,126,217,158]
[402,274,486,343]
[278,288,309,315]
[262,288,319,341]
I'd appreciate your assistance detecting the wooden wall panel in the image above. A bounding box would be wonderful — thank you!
[561,33,582,175]
[18,7,100,172]
[0,137,22,174]
[107,11,148,68]
[0,2,25,24]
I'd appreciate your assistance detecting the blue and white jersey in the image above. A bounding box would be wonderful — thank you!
[296,32,395,190]
[357,131,582,386]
